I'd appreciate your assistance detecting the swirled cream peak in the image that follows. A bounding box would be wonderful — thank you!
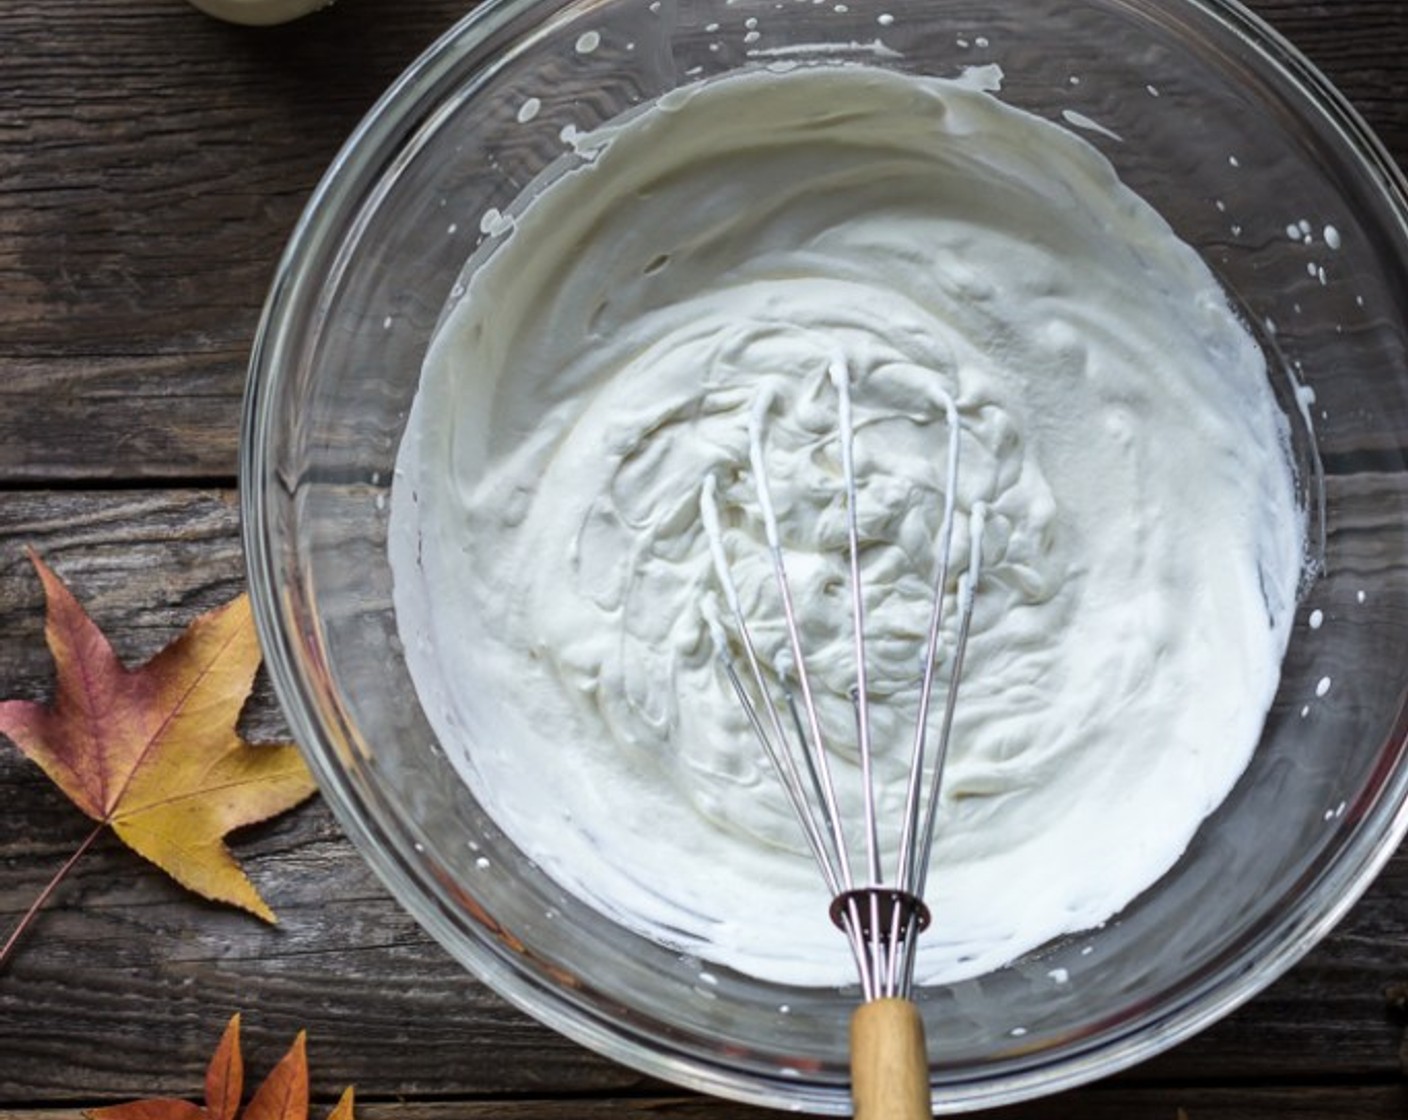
[390,64,1303,986]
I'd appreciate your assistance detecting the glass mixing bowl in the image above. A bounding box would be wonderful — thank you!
[241,0,1408,1112]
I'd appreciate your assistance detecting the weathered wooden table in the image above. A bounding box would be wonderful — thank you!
[3,1,1408,1116]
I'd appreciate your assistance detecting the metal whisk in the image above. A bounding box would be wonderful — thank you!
[700,361,986,1120]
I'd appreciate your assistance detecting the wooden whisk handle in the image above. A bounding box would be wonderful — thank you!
[850,997,931,1120]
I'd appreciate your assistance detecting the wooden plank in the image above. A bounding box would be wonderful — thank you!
[2,1,1407,483]
[0,0,472,483]
[3,490,1408,1104]
[2,1084,1408,1120]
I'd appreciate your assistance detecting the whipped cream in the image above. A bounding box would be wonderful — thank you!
[389,64,1304,986]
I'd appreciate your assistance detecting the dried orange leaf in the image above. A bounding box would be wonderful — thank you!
[242,1032,308,1120]
[85,1015,353,1120]
[206,1013,244,1120]
[0,550,317,922]
[324,1088,354,1120]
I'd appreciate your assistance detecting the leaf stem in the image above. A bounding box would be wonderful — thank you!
[0,820,106,970]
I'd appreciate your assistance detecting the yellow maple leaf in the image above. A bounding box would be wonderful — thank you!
[0,550,317,940]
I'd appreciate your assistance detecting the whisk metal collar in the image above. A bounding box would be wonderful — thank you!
[830,887,932,938]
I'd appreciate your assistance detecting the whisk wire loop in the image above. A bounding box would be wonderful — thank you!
[702,484,877,987]
[746,386,858,896]
[894,390,963,898]
[830,360,884,895]
[701,368,984,1005]
[901,506,986,991]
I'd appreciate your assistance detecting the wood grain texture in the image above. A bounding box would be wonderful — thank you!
[0,0,471,483]
[2,495,1408,1109]
[3,1088,1408,1120]
[1,0,1407,483]
[0,1085,1404,1120]
[850,1000,929,1120]
[6,0,1408,1116]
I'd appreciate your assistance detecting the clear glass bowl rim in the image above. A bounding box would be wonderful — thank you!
[240,0,1408,1111]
